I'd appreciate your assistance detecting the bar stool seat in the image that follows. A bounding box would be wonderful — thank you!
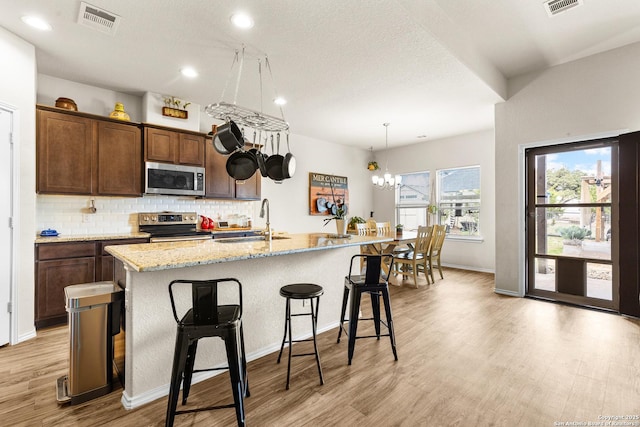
[165,278,249,427]
[277,283,324,390]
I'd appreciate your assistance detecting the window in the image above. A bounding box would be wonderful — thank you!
[437,166,480,237]
[396,171,430,231]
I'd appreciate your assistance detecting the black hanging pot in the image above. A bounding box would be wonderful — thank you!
[226,147,258,180]
[212,120,243,155]
[282,133,296,179]
[265,134,286,182]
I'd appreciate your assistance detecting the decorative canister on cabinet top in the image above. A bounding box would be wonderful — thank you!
[109,102,130,121]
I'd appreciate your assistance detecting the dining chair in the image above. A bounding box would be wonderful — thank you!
[427,224,447,282]
[355,223,370,235]
[365,219,377,234]
[393,225,434,287]
[376,221,391,235]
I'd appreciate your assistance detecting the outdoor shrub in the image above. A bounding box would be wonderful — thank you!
[558,225,591,241]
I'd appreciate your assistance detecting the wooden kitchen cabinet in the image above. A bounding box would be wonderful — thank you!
[35,237,149,329]
[36,105,143,196]
[37,108,95,194]
[143,125,205,166]
[98,238,148,281]
[204,139,261,200]
[97,121,142,196]
[35,242,97,329]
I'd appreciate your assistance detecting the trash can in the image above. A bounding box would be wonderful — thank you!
[56,281,124,405]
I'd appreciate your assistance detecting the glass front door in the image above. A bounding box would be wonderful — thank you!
[526,139,618,311]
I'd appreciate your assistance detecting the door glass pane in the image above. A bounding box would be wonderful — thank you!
[533,258,555,292]
[535,207,611,260]
[586,263,612,300]
[535,147,611,205]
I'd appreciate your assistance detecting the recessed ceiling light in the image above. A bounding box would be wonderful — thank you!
[21,15,52,31]
[180,67,198,78]
[273,97,287,106]
[230,13,254,29]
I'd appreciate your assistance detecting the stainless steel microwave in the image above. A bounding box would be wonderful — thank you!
[144,162,205,196]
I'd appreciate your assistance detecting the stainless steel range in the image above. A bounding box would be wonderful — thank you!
[138,212,212,242]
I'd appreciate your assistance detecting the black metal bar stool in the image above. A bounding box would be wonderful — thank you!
[337,254,398,365]
[277,283,325,390]
[166,278,249,427]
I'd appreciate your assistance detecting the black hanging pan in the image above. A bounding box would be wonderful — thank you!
[226,148,257,180]
[282,133,296,179]
[213,119,243,155]
[265,134,286,182]
[247,131,268,177]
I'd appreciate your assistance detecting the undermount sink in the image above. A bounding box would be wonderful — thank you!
[216,235,291,243]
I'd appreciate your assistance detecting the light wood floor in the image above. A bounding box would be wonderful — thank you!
[2,269,640,426]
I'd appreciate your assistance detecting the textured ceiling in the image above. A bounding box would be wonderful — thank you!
[1,0,639,150]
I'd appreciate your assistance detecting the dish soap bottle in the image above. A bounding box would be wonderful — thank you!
[109,102,130,121]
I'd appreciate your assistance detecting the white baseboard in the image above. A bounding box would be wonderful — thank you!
[17,328,37,344]
[441,263,495,274]
[494,288,522,297]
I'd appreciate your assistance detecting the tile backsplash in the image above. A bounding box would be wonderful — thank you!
[36,194,256,236]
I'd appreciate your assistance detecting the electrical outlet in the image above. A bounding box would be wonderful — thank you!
[82,213,89,223]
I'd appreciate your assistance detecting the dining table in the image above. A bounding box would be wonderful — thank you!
[358,231,419,276]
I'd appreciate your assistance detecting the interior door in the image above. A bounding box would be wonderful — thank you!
[0,107,13,346]
[526,138,617,311]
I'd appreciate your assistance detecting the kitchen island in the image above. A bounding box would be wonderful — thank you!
[106,232,392,409]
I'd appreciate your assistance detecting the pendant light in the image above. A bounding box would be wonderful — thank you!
[372,123,402,190]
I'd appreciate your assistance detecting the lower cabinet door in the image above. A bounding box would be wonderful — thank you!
[35,257,96,329]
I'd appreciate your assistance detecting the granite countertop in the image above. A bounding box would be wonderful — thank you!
[35,232,151,244]
[105,233,392,272]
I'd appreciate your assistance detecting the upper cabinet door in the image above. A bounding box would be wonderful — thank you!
[37,109,95,194]
[204,137,235,198]
[178,133,205,166]
[144,127,176,163]
[235,173,261,200]
[97,121,142,196]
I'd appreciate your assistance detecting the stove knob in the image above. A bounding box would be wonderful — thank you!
[188,215,195,221]
[142,216,149,222]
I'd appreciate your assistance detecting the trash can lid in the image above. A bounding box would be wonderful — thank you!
[65,281,123,309]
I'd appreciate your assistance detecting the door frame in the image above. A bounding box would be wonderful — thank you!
[516,130,627,298]
[0,101,18,345]
[524,138,617,310]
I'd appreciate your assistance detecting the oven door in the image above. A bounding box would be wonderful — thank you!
[145,162,205,196]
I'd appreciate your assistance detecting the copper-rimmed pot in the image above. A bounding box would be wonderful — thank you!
[55,97,78,111]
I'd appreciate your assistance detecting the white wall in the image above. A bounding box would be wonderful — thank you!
[495,41,640,295]
[0,26,37,342]
[37,74,142,122]
[373,129,495,272]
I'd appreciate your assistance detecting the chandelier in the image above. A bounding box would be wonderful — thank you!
[372,123,402,190]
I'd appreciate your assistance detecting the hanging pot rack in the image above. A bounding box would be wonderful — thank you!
[204,48,290,133]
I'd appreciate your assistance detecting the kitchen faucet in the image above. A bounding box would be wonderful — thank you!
[260,198,270,241]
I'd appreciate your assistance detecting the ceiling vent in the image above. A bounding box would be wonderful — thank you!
[544,0,583,17]
[77,2,121,35]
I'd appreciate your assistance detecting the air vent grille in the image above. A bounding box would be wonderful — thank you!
[544,0,583,17]
[77,2,120,35]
